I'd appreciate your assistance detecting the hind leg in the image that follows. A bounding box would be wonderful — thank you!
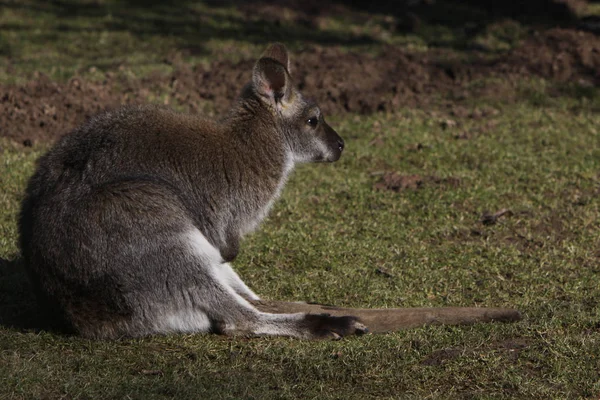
[160,228,367,339]
[165,269,367,339]
[216,263,260,301]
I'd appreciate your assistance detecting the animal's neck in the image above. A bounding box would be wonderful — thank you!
[227,94,291,173]
[221,97,295,236]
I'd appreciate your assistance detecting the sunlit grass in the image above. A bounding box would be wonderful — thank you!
[2,100,599,398]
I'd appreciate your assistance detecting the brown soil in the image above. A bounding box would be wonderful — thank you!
[374,172,461,192]
[421,338,530,366]
[1,28,599,145]
[374,173,426,192]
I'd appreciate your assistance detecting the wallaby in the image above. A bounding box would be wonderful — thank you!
[19,44,520,340]
[19,43,367,339]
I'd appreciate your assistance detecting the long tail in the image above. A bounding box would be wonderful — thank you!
[252,300,521,334]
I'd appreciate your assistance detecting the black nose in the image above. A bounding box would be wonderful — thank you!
[338,139,345,151]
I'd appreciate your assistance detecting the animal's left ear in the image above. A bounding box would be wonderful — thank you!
[253,47,292,105]
[260,42,291,74]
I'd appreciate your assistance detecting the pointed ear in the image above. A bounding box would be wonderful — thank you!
[252,57,291,104]
[261,42,291,73]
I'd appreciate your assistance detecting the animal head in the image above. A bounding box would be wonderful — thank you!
[251,43,344,163]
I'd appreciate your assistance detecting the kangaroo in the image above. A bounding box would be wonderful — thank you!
[19,44,521,340]
[19,43,368,339]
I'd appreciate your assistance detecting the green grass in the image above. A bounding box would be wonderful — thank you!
[3,0,584,85]
[2,101,600,398]
[0,0,380,84]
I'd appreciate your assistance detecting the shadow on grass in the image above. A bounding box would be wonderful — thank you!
[0,0,376,60]
[0,0,587,58]
[347,0,581,23]
[0,257,59,334]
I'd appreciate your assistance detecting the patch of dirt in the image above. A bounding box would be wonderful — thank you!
[374,173,425,191]
[374,172,461,192]
[421,348,463,366]
[1,74,126,146]
[502,28,600,84]
[480,208,513,225]
[421,338,531,366]
[1,28,599,144]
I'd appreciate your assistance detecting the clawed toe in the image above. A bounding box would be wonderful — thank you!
[353,321,369,335]
[304,314,370,339]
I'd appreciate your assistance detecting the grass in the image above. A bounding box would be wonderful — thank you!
[2,0,580,85]
[0,0,380,84]
[2,1,600,399]
[2,102,599,398]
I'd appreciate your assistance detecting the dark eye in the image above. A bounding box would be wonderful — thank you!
[307,117,318,127]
